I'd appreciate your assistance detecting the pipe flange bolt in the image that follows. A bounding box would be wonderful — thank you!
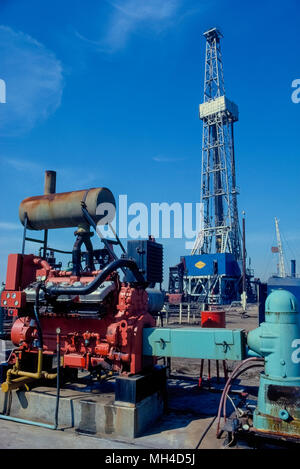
[278,409,290,421]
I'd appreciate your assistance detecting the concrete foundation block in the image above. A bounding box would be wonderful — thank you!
[0,379,165,438]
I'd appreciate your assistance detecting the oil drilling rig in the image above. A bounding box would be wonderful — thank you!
[1,171,300,446]
[2,33,300,448]
[169,28,253,305]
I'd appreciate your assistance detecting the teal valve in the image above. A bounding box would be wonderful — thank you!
[247,289,300,438]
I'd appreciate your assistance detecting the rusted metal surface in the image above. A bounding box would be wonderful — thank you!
[19,187,115,230]
[252,419,300,441]
[254,408,300,437]
[267,384,300,410]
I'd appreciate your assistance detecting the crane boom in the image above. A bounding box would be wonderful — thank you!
[275,217,286,278]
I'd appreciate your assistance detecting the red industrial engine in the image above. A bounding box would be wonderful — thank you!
[1,172,163,392]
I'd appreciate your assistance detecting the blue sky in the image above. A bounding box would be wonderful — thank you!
[0,0,299,285]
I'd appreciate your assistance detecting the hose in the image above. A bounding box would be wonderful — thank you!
[0,414,59,430]
[221,359,264,423]
[46,258,146,297]
[195,360,263,448]
[195,415,217,449]
[216,357,264,437]
[72,233,95,276]
[221,362,264,425]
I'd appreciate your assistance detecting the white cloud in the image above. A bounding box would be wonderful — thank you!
[0,26,63,135]
[0,222,21,231]
[77,0,181,53]
[106,0,180,50]
[0,155,101,190]
[153,155,186,163]
[0,156,43,172]
[109,0,180,20]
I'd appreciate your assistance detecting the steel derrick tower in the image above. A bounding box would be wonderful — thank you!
[192,28,241,260]
[168,28,249,305]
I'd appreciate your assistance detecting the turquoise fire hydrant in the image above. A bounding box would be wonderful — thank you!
[248,289,300,438]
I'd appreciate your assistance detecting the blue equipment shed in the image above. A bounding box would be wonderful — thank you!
[183,253,241,277]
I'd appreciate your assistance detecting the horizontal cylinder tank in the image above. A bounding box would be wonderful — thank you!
[19,187,115,230]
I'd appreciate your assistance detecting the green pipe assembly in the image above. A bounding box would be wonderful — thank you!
[0,330,61,430]
[143,289,300,441]
[1,289,300,445]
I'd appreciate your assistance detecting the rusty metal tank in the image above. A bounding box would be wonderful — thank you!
[19,187,116,230]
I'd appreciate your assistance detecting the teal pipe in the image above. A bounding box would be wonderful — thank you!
[0,414,56,429]
[246,346,262,358]
[143,327,246,360]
